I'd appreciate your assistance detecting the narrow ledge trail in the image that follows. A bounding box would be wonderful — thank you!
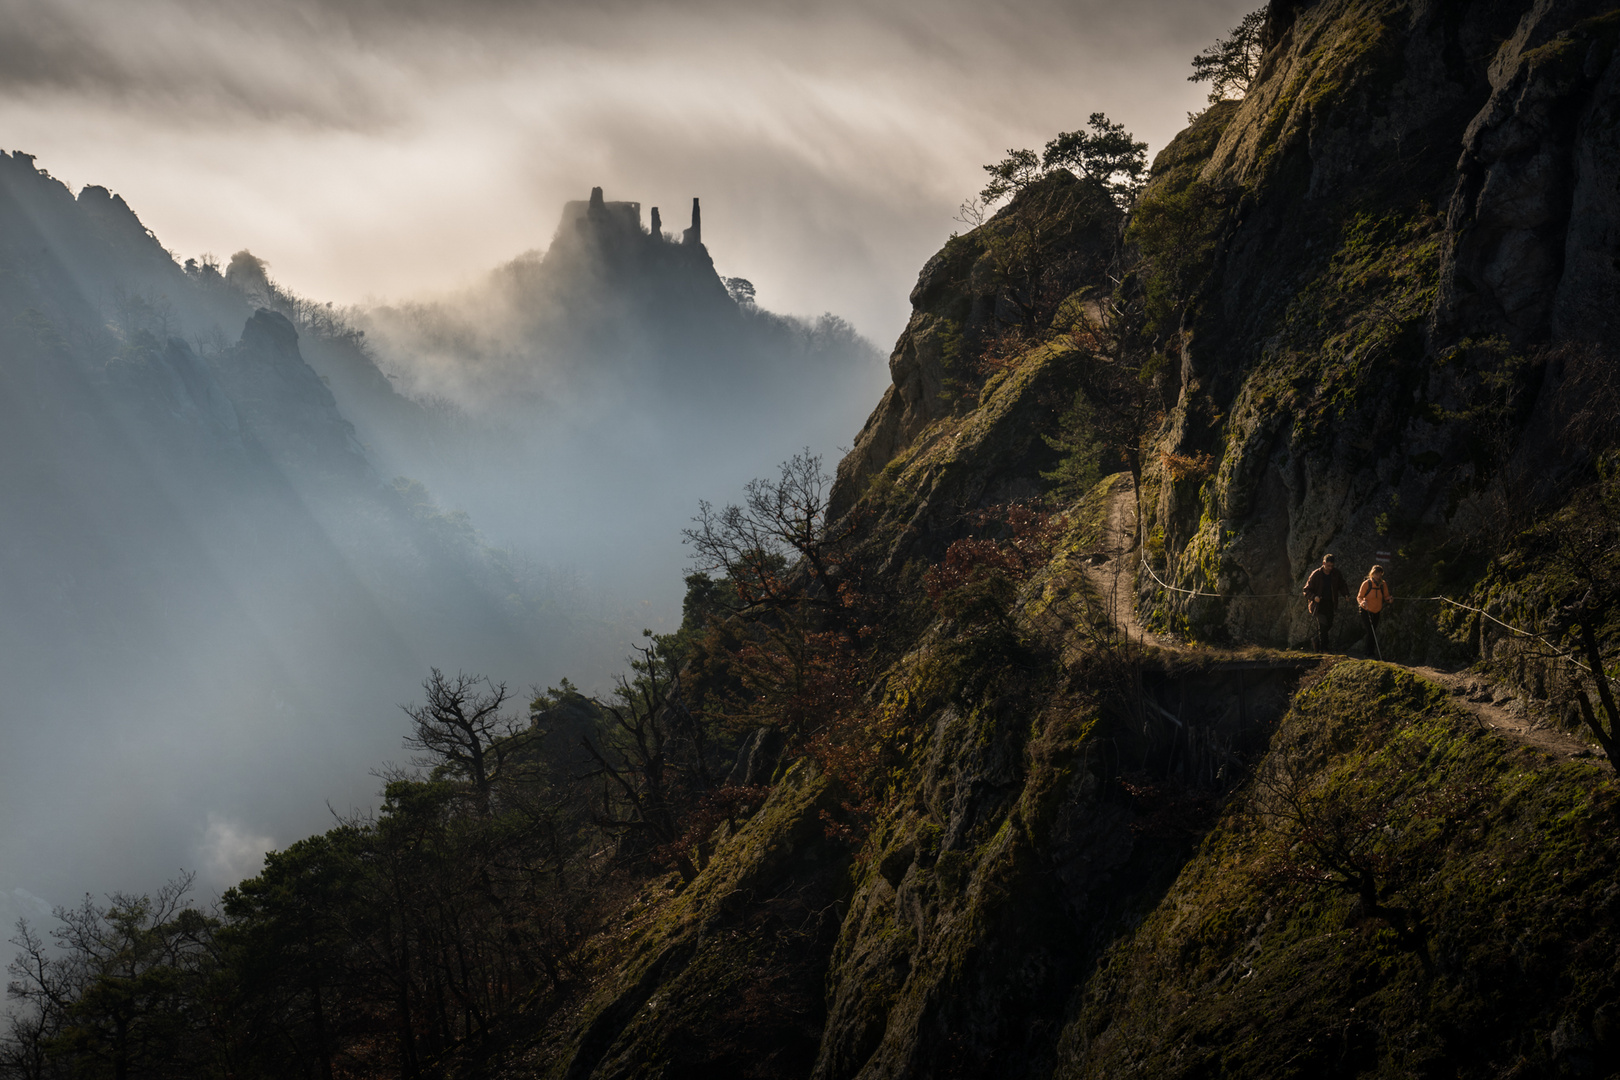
[1078,475,1596,763]
[1078,473,1176,652]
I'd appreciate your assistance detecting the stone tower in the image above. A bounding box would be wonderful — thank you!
[683,197,701,246]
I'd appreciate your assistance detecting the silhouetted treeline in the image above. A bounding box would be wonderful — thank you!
[5,674,608,1079]
[1,449,885,1079]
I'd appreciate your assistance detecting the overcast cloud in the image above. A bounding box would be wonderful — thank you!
[1,0,1251,342]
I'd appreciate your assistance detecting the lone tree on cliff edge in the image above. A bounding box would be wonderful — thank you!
[978,113,1148,213]
[1040,114,1149,209]
[1190,8,1267,103]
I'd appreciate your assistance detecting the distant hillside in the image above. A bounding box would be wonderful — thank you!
[0,154,681,920]
[347,184,887,602]
[358,187,876,414]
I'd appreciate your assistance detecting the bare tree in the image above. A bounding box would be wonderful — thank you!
[5,875,215,1080]
[402,670,532,817]
[1535,478,1620,769]
[577,634,718,878]
[683,451,860,618]
[3,920,69,1079]
[1253,743,1480,966]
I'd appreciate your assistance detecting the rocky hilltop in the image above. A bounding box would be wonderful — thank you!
[355,184,875,414]
[339,180,884,604]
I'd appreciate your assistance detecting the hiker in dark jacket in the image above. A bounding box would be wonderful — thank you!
[1303,553,1350,651]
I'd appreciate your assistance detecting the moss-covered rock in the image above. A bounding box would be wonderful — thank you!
[544,762,854,1080]
[831,174,1120,521]
[1062,661,1620,1079]
[513,5,1620,1077]
[1131,0,1620,663]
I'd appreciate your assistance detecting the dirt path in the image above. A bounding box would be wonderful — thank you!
[1080,476,1595,761]
[1079,474,1176,650]
[1407,665,1593,761]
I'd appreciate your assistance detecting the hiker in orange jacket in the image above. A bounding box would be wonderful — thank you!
[1302,553,1350,651]
[1357,564,1392,660]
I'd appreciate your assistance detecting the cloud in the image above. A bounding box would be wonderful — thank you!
[0,0,1256,339]
[10,886,55,919]
[0,0,1248,126]
[197,813,276,889]
[0,0,409,125]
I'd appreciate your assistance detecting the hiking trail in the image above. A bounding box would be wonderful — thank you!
[1079,473,1175,651]
[1081,474,1595,762]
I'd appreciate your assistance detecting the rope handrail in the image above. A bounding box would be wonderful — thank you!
[1428,595,1596,677]
[1135,551,1298,600]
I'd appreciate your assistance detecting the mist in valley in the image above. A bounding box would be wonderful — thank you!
[0,152,881,937]
[345,190,887,606]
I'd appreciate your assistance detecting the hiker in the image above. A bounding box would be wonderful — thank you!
[1302,553,1350,651]
[1357,564,1392,660]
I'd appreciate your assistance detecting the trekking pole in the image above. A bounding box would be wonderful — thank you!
[1370,615,1384,663]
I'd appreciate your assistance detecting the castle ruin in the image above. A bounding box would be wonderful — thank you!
[560,187,703,248]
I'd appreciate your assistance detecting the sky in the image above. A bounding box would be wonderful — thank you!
[0,0,1257,923]
[0,0,1253,346]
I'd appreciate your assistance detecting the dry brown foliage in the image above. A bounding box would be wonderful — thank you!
[1159,450,1215,481]
[923,503,1063,602]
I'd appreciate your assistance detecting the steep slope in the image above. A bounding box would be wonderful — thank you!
[831,170,1121,523]
[1065,661,1620,1078]
[507,1,1620,1076]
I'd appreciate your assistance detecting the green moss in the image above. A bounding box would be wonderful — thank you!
[543,760,853,1078]
[933,849,971,893]
[1262,209,1443,433]
[1523,10,1620,78]
[1143,100,1241,192]
[1063,662,1620,1078]
[1254,11,1396,180]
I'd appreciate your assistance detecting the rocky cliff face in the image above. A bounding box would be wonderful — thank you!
[831,172,1120,523]
[520,2,1620,1076]
[1136,0,1620,656]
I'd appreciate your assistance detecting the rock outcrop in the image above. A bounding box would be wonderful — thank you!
[831,172,1120,521]
[212,308,373,479]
